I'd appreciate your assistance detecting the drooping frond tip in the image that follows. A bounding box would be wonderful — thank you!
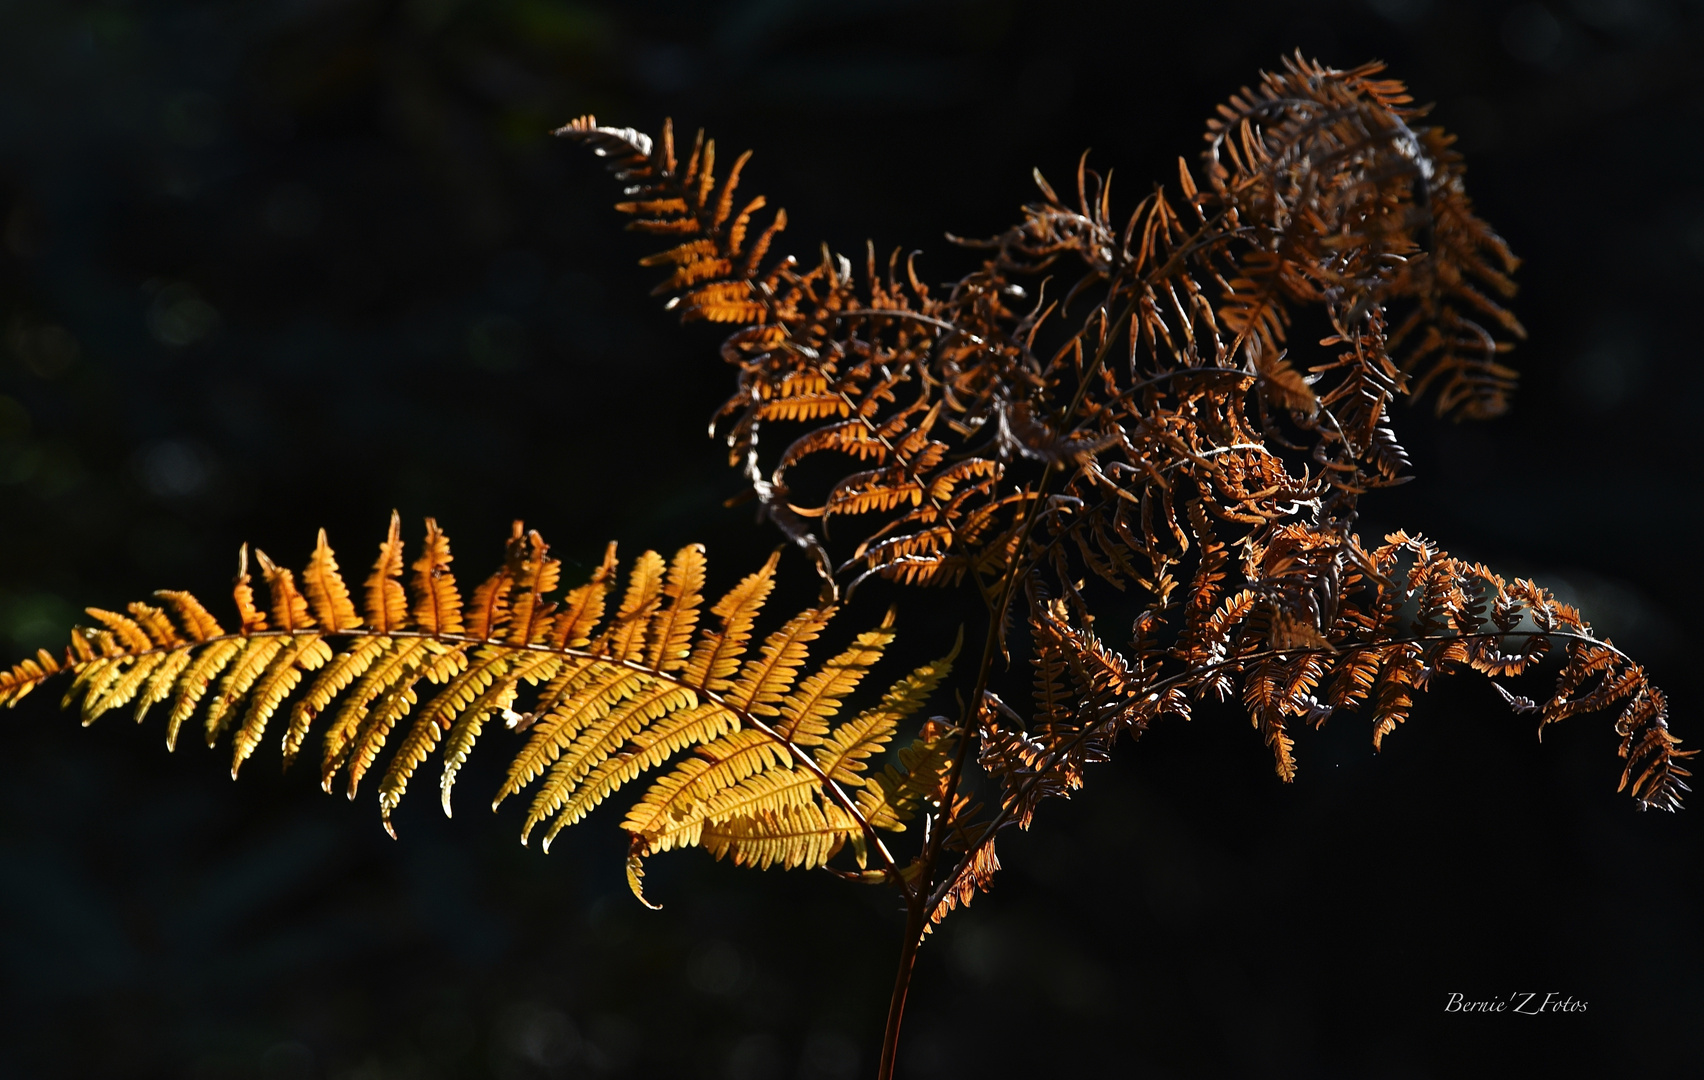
[0,515,963,901]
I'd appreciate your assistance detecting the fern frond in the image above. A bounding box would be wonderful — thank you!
[724,607,835,715]
[2,517,958,900]
[558,116,787,324]
[527,678,702,848]
[620,728,785,852]
[320,637,431,787]
[284,634,388,769]
[776,609,897,745]
[700,802,857,871]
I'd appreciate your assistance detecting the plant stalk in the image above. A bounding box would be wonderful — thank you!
[877,895,928,1080]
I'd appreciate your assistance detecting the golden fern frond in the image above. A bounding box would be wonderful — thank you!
[0,516,960,902]
[620,728,788,853]
[699,801,861,872]
[858,718,959,833]
[724,606,836,715]
[775,609,897,745]
[523,677,703,847]
[621,636,960,890]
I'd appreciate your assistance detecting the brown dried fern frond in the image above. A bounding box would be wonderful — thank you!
[563,55,1528,617]
[565,54,1685,940]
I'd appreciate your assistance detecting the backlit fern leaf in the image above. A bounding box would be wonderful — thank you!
[636,639,960,876]
[0,517,954,901]
[700,801,862,872]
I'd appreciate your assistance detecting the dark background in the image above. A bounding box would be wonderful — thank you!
[1,1,1700,1077]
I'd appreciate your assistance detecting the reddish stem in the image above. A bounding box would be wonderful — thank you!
[877,896,927,1080]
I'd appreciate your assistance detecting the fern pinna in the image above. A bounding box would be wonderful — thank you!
[2,55,1689,1080]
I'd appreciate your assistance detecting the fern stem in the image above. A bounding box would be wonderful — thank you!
[878,894,927,1080]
